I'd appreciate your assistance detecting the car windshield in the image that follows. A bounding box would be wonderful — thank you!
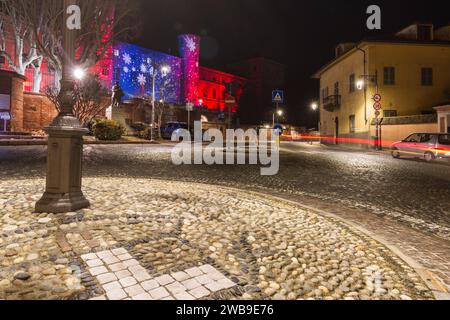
[404,134,421,143]
[438,134,450,145]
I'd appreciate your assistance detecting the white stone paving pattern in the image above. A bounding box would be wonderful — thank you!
[82,248,236,300]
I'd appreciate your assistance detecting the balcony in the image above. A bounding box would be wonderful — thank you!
[322,95,341,112]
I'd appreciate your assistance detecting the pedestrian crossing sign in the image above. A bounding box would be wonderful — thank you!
[272,90,284,104]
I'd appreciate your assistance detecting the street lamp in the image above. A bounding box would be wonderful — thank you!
[356,79,365,91]
[150,64,170,142]
[73,67,85,80]
[273,109,283,128]
[311,101,320,131]
[36,0,90,213]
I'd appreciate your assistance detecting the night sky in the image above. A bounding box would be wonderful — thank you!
[133,0,449,127]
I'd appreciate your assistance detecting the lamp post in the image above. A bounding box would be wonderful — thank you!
[36,0,90,213]
[150,65,170,142]
[311,102,320,131]
[273,109,283,128]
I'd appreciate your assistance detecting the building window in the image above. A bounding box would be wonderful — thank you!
[334,82,339,96]
[322,87,329,102]
[384,110,398,117]
[212,89,217,99]
[203,90,208,98]
[349,115,356,133]
[349,74,355,93]
[114,68,121,81]
[102,66,109,76]
[384,67,396,85]
[0,55,5,65]
[421,68,433,86]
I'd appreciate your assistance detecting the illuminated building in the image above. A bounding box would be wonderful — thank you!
[313,23,450,148]
[0,31,247,132]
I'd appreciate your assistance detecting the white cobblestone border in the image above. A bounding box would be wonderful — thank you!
[82,248,236,300]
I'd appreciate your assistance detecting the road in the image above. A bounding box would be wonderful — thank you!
[1,142,449,238]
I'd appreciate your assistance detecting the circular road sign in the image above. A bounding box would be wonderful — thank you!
[373,102,382,111]
[225,96,236,104]
[373,94,382,103]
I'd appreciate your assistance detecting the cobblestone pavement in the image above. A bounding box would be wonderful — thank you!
[0,143,449,298]
[0,178,434,300]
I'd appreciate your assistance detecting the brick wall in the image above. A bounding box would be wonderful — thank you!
[9,74,25,132]
[23,92,58,132]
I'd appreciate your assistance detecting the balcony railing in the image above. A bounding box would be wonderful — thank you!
[323,95,341,112]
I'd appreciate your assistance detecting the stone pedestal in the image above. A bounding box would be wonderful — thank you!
[35,123,90,213]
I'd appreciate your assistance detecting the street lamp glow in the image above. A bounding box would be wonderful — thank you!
[356,80,365,90]
[73,68,85,80]
[277,110,284,117]
[311,103,318,111]
[198,99,204,106]
[161,65,170,76]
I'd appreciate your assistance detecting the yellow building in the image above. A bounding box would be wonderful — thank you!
[313,23,450,148]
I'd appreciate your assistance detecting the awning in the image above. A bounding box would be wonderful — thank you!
[0,112,11,120]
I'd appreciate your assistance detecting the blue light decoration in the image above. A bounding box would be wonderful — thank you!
[112,42,182,104]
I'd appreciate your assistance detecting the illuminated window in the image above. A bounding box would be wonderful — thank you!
[421,68,433,86]
[384,67,395,85]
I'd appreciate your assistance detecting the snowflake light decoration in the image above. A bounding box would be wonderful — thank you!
[186,36,197,52]
[123,53,132,65]
[140,64,147,73]
[123,66,129,73]
[137,74,146,86]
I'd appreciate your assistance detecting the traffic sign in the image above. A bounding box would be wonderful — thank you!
[272,90,285,104]
[225,96,236,104]
[373,102,382,111]
[274,124,283,136]
[186,103,194,112]
[372,93,382,103]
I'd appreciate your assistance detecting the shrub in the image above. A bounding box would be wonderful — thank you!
[131,122,147,132]
[93,120,125,141]
[136,127,151,140]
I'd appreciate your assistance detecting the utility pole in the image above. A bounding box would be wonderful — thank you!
[36,0,90,213]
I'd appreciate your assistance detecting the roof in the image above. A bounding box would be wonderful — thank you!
[312,28,450,79]
[199,66,247,81]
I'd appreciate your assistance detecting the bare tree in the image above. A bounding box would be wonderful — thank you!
[24,0,140,89]
[45,73,109,126]
[0,0,43,91]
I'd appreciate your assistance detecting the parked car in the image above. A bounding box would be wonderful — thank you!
[391,133,450,162]
[161,122,189,140]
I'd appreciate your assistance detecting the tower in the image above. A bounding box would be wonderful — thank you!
[178,34,200,104]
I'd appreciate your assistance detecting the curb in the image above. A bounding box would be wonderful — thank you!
[0,140,161,147]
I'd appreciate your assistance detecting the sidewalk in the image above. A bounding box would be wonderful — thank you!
[0,137,161,147]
